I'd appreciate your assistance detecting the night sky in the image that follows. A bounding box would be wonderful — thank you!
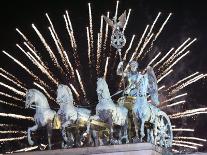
[0,0,207,153]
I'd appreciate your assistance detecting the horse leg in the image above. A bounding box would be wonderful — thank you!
[61,121,73,148]
[47,121,53,150]
[27,124,38,145]
[140,119,145,142]
[109,118,117,145]
[153,117,158,145]
[132,112,140,143]
[147,129,154,144]
[74,126,81,147]
[92,130,99,146]
[121,119,129,144]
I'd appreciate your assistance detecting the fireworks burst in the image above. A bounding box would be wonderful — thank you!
[0,1,207,153]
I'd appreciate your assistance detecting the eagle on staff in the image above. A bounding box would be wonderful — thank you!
[103,11,127,49]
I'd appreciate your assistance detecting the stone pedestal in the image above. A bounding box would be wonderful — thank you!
[8,143,173,155]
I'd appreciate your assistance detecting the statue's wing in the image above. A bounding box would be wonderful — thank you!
[117,10,126,28]
[147,66,160,106]
[103,15,114,27]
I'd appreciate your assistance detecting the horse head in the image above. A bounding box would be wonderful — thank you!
[25,89,48,109]
[96,78,111,100]
[56,84,74,105]
[25,89,35,108]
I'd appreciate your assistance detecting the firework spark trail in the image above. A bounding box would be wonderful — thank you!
[172,149,179,153]
[161,38,191,69]
[0,99,23,108]
[0,68,24,86]
[145,12,161,42]
[96,15,104,72]
[114,1,119,18]
[0,124,21,127]
[16,28,37,52]
[49,25,74,76]
[69,84,80,98]
[123,35,135,60]
[0,130,27,134]
[121,25,149,72]
[96,33,101,73]
[103,12,110,53]
[27,52,58,85]
[136,33,154,60]
[33,82,55,101]
[99,15,103,49]
[174,137,207,142]
[122,25,149,71]
[171,74,206,94]
[166,100,185,107]
[170,74,203,93]
[0,113,33,121]
[16,28,28,41]
[48,26,67,69]
[173,140,203,147]
[158,85,165,91]
[88,3,94,54]
[154,13,172,41]
[147,52,161,67]
[3,48,55,90]
[166,72,199,92]
[32,24,61,69]
[23,42,42,64]
[123,9,132,32]
[23,42,57,82]
[63,50,75,77]
[14,146,39,153]
[86,27,91,64]
[75,70,87,98]
[0,92,22,101]
[0,82,25,96]
[172,128,194,132]
[172,38,197,60]
[0,73,27,91]
[161,93,187,104]
[170,108,207,119]
[65,10,77,49]
[157,69,173,83]
[172,143,197,149]
[134,25,149,54]
[124,29,151,72]
[166,38,191,63]
[64,15,75,49]
[104,57,109,79]
[159,51,190,79]
[144,13,171,57]
[45,13,65,50]
[0,136,27,143]
[153,48,174,68]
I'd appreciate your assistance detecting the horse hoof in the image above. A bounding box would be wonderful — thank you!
[120,136,129,144]
[132,136,140,143]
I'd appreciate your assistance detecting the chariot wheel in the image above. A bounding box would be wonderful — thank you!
[156,111,173,148]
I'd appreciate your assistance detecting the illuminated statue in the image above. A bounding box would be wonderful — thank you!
[87,78,129,145]
[117,60,172,147]
[25,89,56,149]
[56,84,91,148]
